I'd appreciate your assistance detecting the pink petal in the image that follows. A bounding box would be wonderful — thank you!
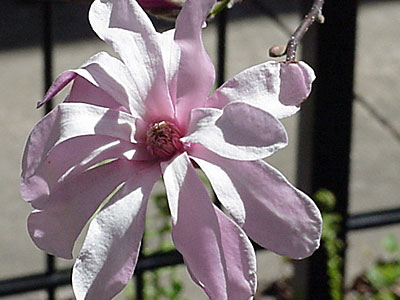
[38,69,123,110]
[182,102,288,161]
[278,61,315,107]
[37,52,135,112]
[158,29,181,105]
[37,71,77,108]
[90,0,156,38]
[89,0,175,121]
[189,147,246,226]
[191,146,322,259]
[27,159,133,259]
[65,76,128,111]
[21,136,134,208]
[206,61,300,119]
[214,206,257,300]
[161,152,256,299]
[173,0,216,126]
[74,52,138,113]
[21,102,137,181]
[112,30,176,122]
[72,162,160,300]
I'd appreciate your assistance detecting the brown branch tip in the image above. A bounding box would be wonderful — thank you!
[285,0,325,62]
[268,0,325,61]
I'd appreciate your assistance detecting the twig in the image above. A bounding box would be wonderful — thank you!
[285,0,325,61]
[269,0,325,60]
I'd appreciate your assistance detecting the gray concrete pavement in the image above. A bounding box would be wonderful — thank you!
[1,1,399,299]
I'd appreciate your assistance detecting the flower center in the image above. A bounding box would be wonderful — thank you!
[146,121,183,159]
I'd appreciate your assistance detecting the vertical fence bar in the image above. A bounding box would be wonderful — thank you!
[135,270,144,300]
[294,0,358,299]
[216,9,227,87]
[135,247,144,300]
[42,1,55,300]
[43,0,54,115]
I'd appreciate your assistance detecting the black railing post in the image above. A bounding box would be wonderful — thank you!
[216,9,227,87]
[294,0,358,299]
[135,243,145,300]
[42,1,56,300]
[135,270,144,300]
[42,0,54,115]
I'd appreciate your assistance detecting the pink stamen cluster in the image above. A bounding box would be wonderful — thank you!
[146,120,183,158]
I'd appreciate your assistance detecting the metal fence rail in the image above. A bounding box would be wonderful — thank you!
[1,0,399,299]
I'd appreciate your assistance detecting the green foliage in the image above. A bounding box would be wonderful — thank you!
[314,189,344,300]
[314,189,336,212]
[143,189,186,300]
[374,290,396,300]
[299,190,400,300]
[143,268,187,300]
[209,0,231,17]
[361,234,400,299]
[313,189,400,300]
[144,192,175,253]
[367,263,400,290]
[349,234,400,299]
[382,234,399,254]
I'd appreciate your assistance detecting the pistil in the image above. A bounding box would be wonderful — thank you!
[146,121,183,159]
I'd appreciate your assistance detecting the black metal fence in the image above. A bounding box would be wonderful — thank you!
[1,0,399,299]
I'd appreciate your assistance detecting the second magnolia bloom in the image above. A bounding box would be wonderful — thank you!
[137,0,241,18]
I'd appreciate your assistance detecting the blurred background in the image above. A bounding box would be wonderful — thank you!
[0,0,399,299]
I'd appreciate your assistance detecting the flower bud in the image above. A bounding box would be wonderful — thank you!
[269,44,287,58]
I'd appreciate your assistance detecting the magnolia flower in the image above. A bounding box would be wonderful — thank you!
[21,0,322,299]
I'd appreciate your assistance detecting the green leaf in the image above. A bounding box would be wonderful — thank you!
[373,289,396,300]
[382,234,399,254]
[314,189,336,212]
[209,0,231,17]
[367,263,400,289]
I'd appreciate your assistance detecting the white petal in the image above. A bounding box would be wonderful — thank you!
[27,159,133,259]
[182,102,288,161]
[191,146,322,259]
[44,103,137,148]
[89,0,175,121]
[191,154,246,225]
[159,29,181,88]
[173,0,216,126]
[161,152,256,299]
[72,162,160,300]
[90,0,156,40]
[21,103,136,183]
[76,52,139,115]
[207,61,300,119]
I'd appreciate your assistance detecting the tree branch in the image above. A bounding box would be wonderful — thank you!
[285,0,325,61]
